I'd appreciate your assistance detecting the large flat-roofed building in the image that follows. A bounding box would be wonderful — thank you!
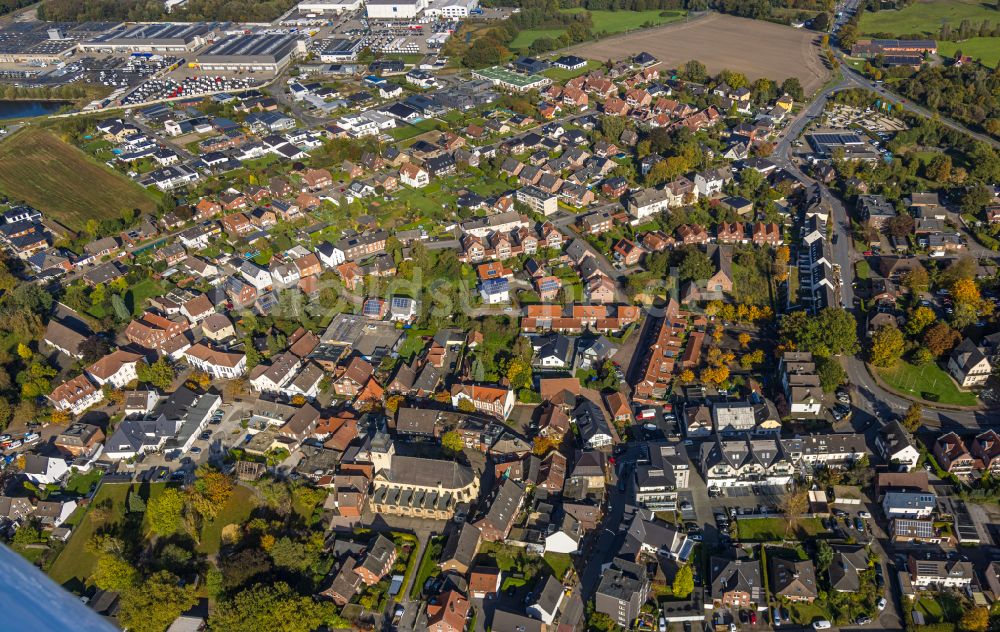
[367,0,427,19]
[82,22,216,52]
[317,37,365,62]
[851,38,936,58]
[424,0,479,18]
[298,0,365,13]
[472,66,551,92]
[194,33,302,72]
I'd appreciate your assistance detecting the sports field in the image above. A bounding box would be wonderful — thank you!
[0,126,158,232]
[562,13,830,93]
[860,0,1000,37]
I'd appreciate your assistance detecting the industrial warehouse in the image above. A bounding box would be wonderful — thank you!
[81,22,219,53]
[193,33,303,72]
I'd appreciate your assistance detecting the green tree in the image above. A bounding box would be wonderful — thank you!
[505,357,533,391]
[901,402,923,432]
[672,563,694,598]
[93,553,138,592]
[600,115,626,144]
[147,487,184,536]
[780,308,859,357]
[209,582,339,632]
[441,430,464,456]
[780,77,804,100]
[869,324,905,367]
[137,358,175,390]
[816,356,847,393]
[682,59,707,83]
[117,571,198,632]
[906,306,936,336]
[677,246,713,283]
[816,540,833,571]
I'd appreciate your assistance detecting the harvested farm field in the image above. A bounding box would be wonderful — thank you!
[563,13,830,94]
[0,126,159,232]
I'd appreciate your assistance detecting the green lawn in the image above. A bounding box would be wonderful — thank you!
[48,482,166,587]
[197,485,256,555]
[915,597,944,622]
[63,470,103,496]
[860,0,1000,37]
[410,536,444,599]
[126,278,166,316]
[544,552,573,580]
[789,600,832,625]
[542,60,602,81]
[877,360,979,406]
[510,28,566,49]
[937,38,1000,67]
[564,8,686,34]
[389,118,441,141]
[511,9,685,49]
[736,517,827,541]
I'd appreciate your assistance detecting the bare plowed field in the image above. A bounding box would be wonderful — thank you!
[564,13,830,93]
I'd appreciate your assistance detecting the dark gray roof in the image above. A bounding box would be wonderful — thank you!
[440,522,481,569]
[380,455,475,489]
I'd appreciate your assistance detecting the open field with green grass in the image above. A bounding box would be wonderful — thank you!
[876,359,979,406]
[542,59,602,80]
[937,38,1000,67]
[510,9,686,50]
[860,0,1000,37]
[49,482,167,588]
[735,516,827,541]
[510,28,566,49]
[0,127,159,232]
[197,485,256,555]
[63,470,103,496]
[565,8,686,34]
[126,278,166,316]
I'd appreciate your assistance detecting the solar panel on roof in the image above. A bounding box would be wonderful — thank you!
[363,299,382,316]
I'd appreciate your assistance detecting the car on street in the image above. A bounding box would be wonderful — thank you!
[190,447,202,454]
[200,431,212,440]
[859,511,871,519]
[878,597,887,611]
[856,615,872,625]
[813,621,832,630]
[658,616,666,632]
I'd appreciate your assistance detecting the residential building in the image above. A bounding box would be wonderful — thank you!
[355,534,397,585]
[710,549,762,608]
[451,383,515,420]
[770,557,817,603]
[634,443,689,511]
[595,558,650,629]
[527,576,564,625]
[882,491,937,519]
[907,553,974,590]
[49,374,103,416]
[933,432,975,476]
[948,338,992,388]
[474,479,525,542]
[85,350,144,389]
[876,420,921,471]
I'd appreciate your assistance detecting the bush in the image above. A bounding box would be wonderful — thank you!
[518,389,541,403]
